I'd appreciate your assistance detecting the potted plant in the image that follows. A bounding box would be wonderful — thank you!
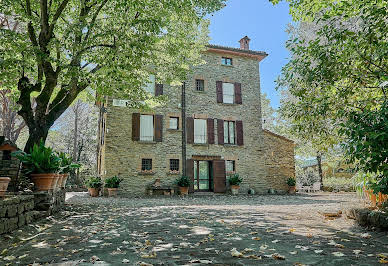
[175,175,191,195]
[104,176,123,197]
[0,177,11,198]
[12,141,61,191]
[58,152,81,189]
[229,174,243,195]
[86,177,102,197]
[287,177,296,194]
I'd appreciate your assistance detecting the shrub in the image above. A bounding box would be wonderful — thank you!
[286,177,296,186]
[175,175,191,187]
[228,174,243,186]
[104,176,123,188]
[86,177,102,189]
[298,168,319,186]
[58,152,81,173]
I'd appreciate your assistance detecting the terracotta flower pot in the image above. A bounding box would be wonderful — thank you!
[178,186,189,195]
[107,188,118,197]
[56,174,63,190]
[61,173,69,189]
[30,173,58,191]
[0,177,11,198]
[88,187,100,197]
[230,185,240,195]
[288,186,296,194]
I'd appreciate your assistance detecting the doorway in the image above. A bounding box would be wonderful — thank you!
[194,160,212,191]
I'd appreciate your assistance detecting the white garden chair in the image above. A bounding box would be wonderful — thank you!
[311,182,321,192]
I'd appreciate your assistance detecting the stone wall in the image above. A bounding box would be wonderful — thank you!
[102,51,269,195]
[263,129,295,193]
[0,190,65,235]
[0,152,20,191]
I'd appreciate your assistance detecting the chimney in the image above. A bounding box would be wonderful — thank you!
[239,36,251,50]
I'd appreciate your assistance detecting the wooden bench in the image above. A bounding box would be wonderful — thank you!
[147,186,175,196]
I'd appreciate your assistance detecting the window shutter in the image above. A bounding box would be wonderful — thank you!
[216,81,223,103]
[154,115,163,142]
[207,118,214,144]
[217,119,224,145]
[132,113,140,141]
[155,84,163,96]
[187,159,194,193]
[186,117,194,144]
[236,120,244,146]
[213,160,226,193]
[234,82,242,104]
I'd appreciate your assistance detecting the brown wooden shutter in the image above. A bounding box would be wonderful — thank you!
[207,118,214,144]
[187,159,194,193]
[155,84,163,96]
[216,81,223,103]
[132,113,140,141]
[217,119,224,145]
[236,120,244,146]
[234,82,242,104]
[154,115,163,142]
[213,160,226,193]
[186,117,194,144]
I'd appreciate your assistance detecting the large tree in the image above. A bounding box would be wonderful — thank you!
[0,0,225,151]
[272,0,387,177]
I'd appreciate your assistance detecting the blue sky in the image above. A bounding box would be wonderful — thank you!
[208,0,292,108]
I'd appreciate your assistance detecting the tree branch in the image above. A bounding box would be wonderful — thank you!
[83,0,107,43]
[47,0,70,38]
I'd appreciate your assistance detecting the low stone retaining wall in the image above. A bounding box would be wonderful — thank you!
[346,208,388,230]
[0,190,65,235]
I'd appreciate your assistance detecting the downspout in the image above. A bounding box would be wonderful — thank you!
[181,82,186,176]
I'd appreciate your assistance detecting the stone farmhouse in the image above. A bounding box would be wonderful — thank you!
[97,36,295,195]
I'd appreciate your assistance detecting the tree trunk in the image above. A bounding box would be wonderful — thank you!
[24,126,50,152]
[316,153,323,190]
[72,102,79,161]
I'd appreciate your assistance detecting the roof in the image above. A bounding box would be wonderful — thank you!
[206,44,268,61]
[262,129,295,144]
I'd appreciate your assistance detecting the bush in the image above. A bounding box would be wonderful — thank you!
[86,177,102,189]
[286,177,296,186]
[297,168,319,186]
[323,176,354,192]
[104,176,123,188]
[175,175,191,187]
[58,152,81,173]
[228,174,243,186]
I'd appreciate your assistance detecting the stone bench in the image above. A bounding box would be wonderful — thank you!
[146,186,175,196]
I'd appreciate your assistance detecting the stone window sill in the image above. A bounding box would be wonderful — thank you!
[224,144,237,147]
[194,90,205,93]
[138,141,157,144]
[167,171,180,175]
[167,129,181,132]
[192,143,208,146]
[138,171,155,176]
[221,64,234,67]
[219,103,240,106]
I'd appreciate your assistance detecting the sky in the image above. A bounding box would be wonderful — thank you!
[208,0,292,109]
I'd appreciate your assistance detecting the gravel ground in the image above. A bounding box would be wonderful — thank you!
[0,192,387,265]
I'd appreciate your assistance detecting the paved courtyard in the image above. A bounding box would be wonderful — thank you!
[1,192,387,265]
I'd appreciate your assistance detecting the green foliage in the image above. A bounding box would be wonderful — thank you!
[341,102,388,179]
[369,177,388,195]
[286,177,296,186]
[12,140,60,174]
[228,174,243,186]
[175,175,191,187]
[104,176,123,188]
[58,152,81,174]
[323,176,354,192]
[352,172,378,196]
[86,176,102,189]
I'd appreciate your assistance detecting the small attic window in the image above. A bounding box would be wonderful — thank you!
[221,57,233,66]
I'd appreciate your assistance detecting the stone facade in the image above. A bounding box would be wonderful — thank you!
[97,40,295,195]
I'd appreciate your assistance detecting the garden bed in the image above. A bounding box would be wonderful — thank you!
[346,208,388,230]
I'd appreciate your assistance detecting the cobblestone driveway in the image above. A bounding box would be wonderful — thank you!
[1,192,387,265]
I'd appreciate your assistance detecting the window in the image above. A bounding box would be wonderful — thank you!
[140,114,154,141]
[170,159,179,172]
[169,117,179,130]
[222,82,234,104]
[143,74,155,95]
[141,158,152,171]
[226,160,235,173]
[196,79,204,91]
[224,121,235,144]
[221,57,233,66]
[194,119,207,144]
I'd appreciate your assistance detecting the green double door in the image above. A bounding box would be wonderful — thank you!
[194,161,212,191]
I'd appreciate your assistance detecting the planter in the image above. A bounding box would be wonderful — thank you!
[88,188,100,197]
[30,173,59,191]
[61,173,69,189]
[178,186,189,195]
[56,174,63,190]
[230,185,240,195]
[107,188,118,197]
[0,177,11,198]
[288,186,296,194]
